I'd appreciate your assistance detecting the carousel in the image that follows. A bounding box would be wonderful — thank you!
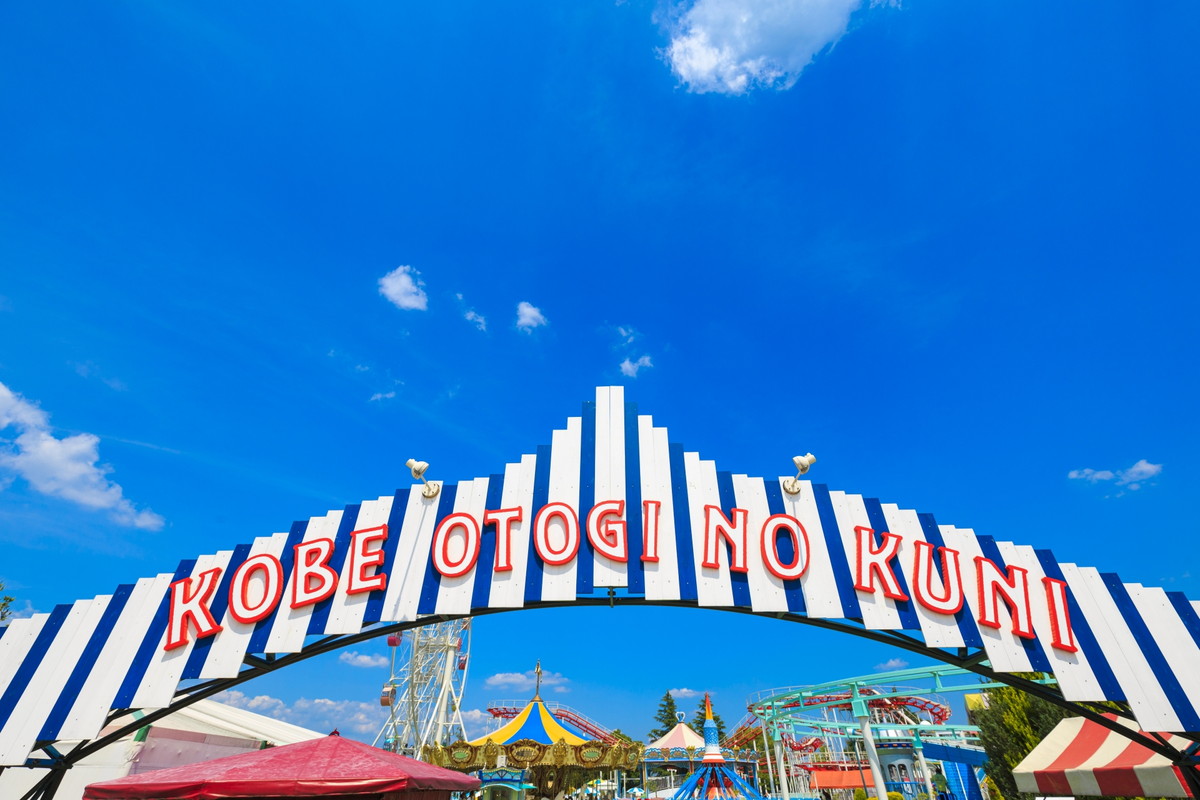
[424,664,642,799]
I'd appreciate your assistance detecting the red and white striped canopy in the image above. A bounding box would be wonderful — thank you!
[1014,714,1197,798]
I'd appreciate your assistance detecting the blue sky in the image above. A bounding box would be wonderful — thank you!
[2,0,1198,741]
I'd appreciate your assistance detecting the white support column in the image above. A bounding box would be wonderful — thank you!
[913,735,936,800]
[773,724,792,800]
[761,730,777,799]
[857,716,890,800]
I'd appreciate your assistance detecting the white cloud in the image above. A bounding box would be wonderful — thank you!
[378,266,428,311]
[664,0,864,94]
[0,381,165,530]
[338,650,389,668]
[620,355,654,377]
[369,391,396,402]
[669,688,701,698]
[72,361,127,392]
[516,301,548,332]
[216,690,288,717]
[8,599,38,620]
[875,657,909,671]
[1116,459,1162,487]
[617,326,638,345]
[461,708,494,739]
[1067,468,1115,483]
[465,310,487,331]
[216,690,386,737]
[484,669,569,692]
[1069,459,1162,492]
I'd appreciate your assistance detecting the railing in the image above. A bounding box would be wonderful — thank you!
[885,780,957,800]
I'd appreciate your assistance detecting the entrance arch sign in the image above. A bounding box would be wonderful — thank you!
[2,386,1200,772]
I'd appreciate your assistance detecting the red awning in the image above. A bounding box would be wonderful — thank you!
[83,734,481,799]
[1013,715,1197,798]
[808,768,876,790]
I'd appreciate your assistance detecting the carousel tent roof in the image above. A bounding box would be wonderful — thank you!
[83,734,481,799]
[468,699,588,746]
[1013,714,1196,798]
[648,722,704,751]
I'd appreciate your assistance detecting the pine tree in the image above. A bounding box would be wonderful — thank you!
[969,679,1073,800]
[0,580,12,625]
[649,691,680,741]
[692,697,727,741]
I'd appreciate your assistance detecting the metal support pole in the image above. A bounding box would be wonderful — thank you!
[773,725,792,800]
[1177,760,1200,800]
[912,735,935,800]
[762,730,777,799]
[857,715,889,800]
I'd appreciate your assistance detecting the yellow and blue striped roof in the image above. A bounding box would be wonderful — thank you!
[469,700,588,746]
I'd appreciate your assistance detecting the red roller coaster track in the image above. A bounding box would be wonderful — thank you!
[726,688,952,759]
[752,688,952,726]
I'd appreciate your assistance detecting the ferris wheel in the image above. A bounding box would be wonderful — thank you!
[374,619,471,756]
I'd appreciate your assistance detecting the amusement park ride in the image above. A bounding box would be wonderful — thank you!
[726,665,1004,800]
[485,699,620,743]
[373,619,471,757]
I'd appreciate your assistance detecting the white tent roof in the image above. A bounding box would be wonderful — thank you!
[648,722,704,751]
[0,698,323,800]
[134,698,324,745]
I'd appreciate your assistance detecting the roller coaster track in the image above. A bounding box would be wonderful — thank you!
[725,714,822,753]
[755,687,952,725]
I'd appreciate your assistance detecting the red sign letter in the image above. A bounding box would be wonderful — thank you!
[485,507,523,572]
[1043,576,1078,652]
[641,500,661,563]
[228,555,284,624]
[347,525,389,594]
[975,557,1035,638]
[432,514,480,578]
[760,514,810,580]
[911,540,963,614]
[534,503,580,566]
[165,567,224,651]
[854,527,909,600]
[291,538,338,608]
[587,500,628,563]
[702,505,749,573]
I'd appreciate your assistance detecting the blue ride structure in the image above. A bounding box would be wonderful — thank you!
[669,695,767,800]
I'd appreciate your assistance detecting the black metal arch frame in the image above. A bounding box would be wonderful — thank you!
[11,598,1200,800]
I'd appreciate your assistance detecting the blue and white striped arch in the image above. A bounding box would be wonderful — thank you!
[2,386,1200,770]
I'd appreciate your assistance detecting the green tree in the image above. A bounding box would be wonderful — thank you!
[691,697,727,741]
[649,691,680,741]
[609,728,634,744]
[970,679,1074,800]
[0,580,13,625]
